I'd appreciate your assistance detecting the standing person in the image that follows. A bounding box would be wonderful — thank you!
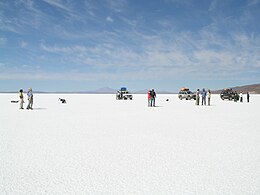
[201,88,207,106]
[234,91,238,102]
[207,89,211,106]
[195,89,200,105]
[19,89,24,109]
[247,92,250,103]
[147,90,151,107]
[27,88,33,110]
[239,91,243,102]
[150,89,156,107]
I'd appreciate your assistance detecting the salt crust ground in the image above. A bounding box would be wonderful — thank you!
[0,94,260,195]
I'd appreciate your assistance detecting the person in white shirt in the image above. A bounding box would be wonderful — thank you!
[239,91,243,102]
[207,89,211,106]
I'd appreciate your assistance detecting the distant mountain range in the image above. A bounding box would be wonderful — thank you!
[1,84,260,94]
[80,87,175,94]
[212,84,260,94]
[57,84,260,94]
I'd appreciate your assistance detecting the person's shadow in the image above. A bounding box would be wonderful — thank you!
[32,108,47,110]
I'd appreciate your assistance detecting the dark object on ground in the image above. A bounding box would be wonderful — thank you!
[166,99,169,101]
[58,98,67,103]
[11,100,19,103]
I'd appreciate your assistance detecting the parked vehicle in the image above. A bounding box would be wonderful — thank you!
[178,88,196,100]
[116,87,133,100]
[220,88,237,100]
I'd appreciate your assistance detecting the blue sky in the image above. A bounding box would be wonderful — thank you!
[0,0,259,92]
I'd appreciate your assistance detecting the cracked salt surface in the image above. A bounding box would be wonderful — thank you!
[1,94,260,194]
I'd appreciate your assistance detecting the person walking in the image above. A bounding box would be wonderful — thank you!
[247,92,250,103]
[150,89,156,107]
[195,89,200,105]
[26,88,33,110]
[147,90,151,107]
[201,88,207,106]
[207,89,211,106]
[19,89,24,109]
[239,91,243,102]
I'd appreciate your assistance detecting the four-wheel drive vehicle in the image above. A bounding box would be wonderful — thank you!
[178,88,196,100]
[220,88,237,100]
[116,87,133,100]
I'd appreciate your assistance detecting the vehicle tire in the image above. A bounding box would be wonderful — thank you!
[179,96,182,100]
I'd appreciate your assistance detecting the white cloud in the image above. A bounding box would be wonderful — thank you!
[248,0,259,6]
[41,0,73,13]
[18,0,34,9]
[208,0,218,11]
[106,16,114,23]
[105,0,127,12]
[1,1,259,82]
[20,41,28,48]
[37,25,260,81]
[40,43,87,53]
[0,37,7,45]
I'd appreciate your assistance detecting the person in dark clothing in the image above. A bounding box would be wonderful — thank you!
[247,92,250,103]
[150,89,156,107]
[234,91,238,102]
[195,89,200,105]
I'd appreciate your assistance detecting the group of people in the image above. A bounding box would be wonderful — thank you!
[195,88,211,106]
[19,88,33,110]
[234,91,250,103]
[147,89,156,107]
[195,89,250,106]
[17,87,251,109]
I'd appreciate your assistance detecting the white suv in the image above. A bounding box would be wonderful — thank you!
[178,90,196,100]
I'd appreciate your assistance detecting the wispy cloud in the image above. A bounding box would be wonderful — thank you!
[106,16,114,23]
[41,0,74,13]
[248,0,259,6]
[20,41,28,48]
[37,26,260,80]
[208,0,218,12]
[1,0,259,87]
[0,37,7,45]
[105,0,127,12]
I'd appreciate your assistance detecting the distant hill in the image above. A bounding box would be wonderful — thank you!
[133,89,174,94]
[213,84,260,94]
[1,84,259,94]
[86,87,174,94]
[85,87,117,94]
